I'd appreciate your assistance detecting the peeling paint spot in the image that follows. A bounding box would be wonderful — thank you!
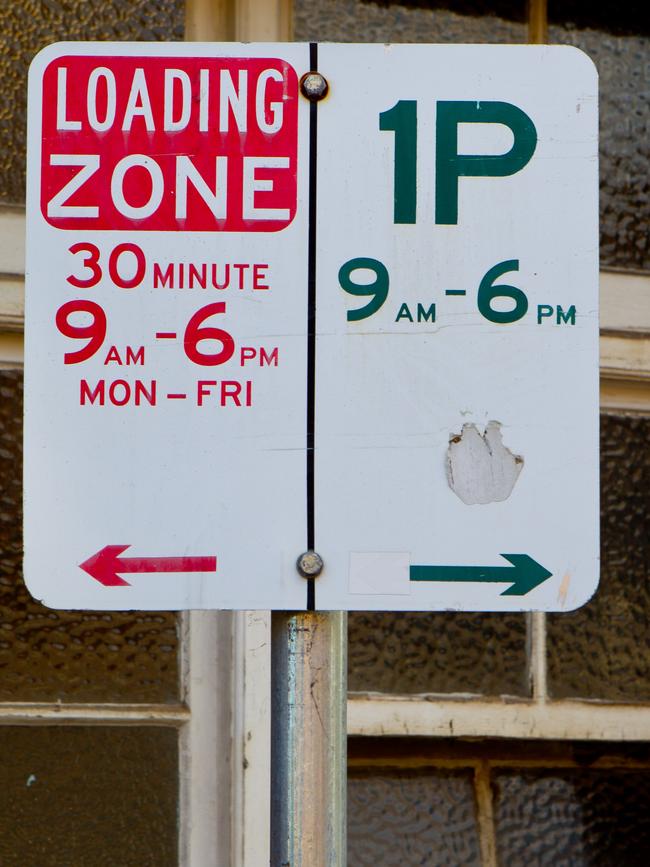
[26,774,37,787]
[557,571,572,606]
[447,421,523,505]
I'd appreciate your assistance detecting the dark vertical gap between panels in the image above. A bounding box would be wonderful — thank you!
[306,42,318,611]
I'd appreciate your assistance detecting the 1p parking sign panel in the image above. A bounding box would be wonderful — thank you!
[314,44,599,612]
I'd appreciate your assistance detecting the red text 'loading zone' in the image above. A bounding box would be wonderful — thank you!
[40,55,299,232]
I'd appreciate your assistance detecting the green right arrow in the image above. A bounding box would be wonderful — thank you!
[410,554,552,596]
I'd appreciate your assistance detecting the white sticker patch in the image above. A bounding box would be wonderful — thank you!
[349,552,411,596]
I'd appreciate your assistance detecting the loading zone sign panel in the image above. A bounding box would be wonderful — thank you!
[24,42,599,612]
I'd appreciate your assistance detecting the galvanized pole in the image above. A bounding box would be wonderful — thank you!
[270,610,347,866]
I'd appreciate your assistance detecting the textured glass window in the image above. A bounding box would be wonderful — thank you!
[548,13,650,271]
[0,726,178,867]
[349,611,528,695]
[494,768,650,865]
[348,767,481,866]
[547,415,650,701]
[0,0,185,204]
[294,0,526,44]
[0,370,180,702]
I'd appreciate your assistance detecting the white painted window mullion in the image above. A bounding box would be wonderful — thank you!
[179,610,233,867]
[231,611,272,867]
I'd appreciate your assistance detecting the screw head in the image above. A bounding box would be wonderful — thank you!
[300,72,329,101]
[296,550,324,578]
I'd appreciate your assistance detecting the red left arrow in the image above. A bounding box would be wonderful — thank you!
[79,545,217,587]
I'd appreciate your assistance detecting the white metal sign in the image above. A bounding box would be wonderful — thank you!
[24,42,599,611]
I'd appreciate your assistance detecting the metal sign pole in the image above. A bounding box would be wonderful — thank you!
[270,610,347,866]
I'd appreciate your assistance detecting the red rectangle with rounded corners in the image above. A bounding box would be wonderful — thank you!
[40,55,299,232]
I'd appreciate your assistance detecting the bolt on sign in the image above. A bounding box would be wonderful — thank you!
[24,43,599,612]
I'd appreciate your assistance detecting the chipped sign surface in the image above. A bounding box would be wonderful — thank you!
[24,43,598,611]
